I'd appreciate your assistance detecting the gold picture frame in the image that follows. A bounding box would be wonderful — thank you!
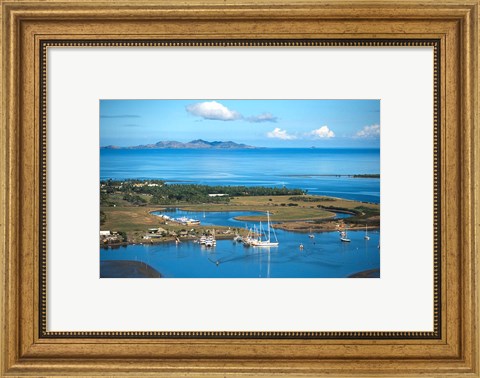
[1,0,478,376]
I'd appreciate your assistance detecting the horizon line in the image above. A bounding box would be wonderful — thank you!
[100,145,380,149]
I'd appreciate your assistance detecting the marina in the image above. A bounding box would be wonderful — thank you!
[101,207,380,278]
[100,228,380,278]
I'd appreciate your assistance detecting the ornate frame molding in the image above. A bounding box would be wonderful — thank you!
[1,1,478,376]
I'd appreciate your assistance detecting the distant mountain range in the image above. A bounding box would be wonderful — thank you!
[101,139,258,150]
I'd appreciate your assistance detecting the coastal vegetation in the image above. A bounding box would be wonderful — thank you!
[314,205,379,225]
[288,196,336,202]
[101,179,305,206]
[100,181,380,246]
[284,174,380,178]
[352,174,380,179]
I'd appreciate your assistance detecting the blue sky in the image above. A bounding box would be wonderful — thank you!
[100,99,380,148]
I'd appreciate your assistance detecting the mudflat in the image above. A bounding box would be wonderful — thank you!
[100,260,162,278]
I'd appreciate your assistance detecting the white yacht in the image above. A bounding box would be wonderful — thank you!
[250,212,279,247]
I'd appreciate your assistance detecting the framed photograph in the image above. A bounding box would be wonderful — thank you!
[1,0,478,376]
[99,99,381,279]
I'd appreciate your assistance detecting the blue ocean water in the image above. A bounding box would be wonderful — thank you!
[99,148,380,278]
[152,208,353,228]
[100,148,380,203]
[101,232,380,278]
[101,209,380,278]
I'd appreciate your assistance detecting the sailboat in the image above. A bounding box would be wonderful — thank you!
[250,211,279,247]
[308,228,315,238]
[364,224,370,240]
[243,226,255,247]
[340,229,351,243]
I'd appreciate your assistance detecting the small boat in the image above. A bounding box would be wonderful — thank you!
[299,243,304,250]
[233,234,243,243]
[204,230,216,248]
[243,232,252,247]
[243,225,258,247]
[204,239,215,247]
[364,224,370,240]
[176,216,201,226]
[340,230,351,243]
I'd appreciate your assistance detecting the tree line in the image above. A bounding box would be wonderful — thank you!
[100,179,305,206]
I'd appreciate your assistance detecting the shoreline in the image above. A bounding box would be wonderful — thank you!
[272,221,380,233]
[101,224,381,249]
[150,205,368,225]
[101,193,379,246]
[101,232,237,248]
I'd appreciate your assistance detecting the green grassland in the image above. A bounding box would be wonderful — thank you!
[182,196,333,221]
[101,194,379,243]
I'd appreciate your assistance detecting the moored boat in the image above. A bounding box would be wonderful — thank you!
[176,216,201,226]
[250,212,279,247]
[204,230,216,248]
[340,230,351,243]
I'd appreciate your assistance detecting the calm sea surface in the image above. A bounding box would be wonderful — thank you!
[100,148,380,278]
[101,209,380,278]
[100,148,380,203]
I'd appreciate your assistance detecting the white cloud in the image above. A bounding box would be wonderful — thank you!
[356,124,380,138]
[308,125,335,139]
[247,112,278,123]
[186,101,242,121]
[186,101,280,124]
[267,128,297,140]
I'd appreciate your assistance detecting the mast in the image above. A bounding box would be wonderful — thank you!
[267,211,271,242]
